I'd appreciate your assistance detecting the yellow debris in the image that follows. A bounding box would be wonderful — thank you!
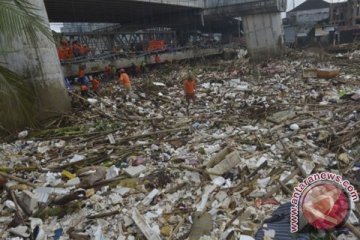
[86,188,95,198]
[61,170,76,179]
[160,225,171,237]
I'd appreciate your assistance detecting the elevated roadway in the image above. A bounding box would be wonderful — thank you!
[45,0,287,59]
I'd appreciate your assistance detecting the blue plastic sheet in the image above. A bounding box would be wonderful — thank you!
[255,203,309,240]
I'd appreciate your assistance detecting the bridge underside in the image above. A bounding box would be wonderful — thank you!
[45,0,286,59]
[44,0,200,23]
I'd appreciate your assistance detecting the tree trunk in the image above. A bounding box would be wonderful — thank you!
[1,0,70,122]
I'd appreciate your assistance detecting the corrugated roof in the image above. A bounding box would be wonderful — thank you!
[289,0,330,13]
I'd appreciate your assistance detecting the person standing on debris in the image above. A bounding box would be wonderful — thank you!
[104,65,112,81]
[72,40,81,57]
[78,65,89,97]
[130,63,139,76]
[90,76,100,95]
[118,68,132,101]
[183,74,196,107]
[154,54,161,64]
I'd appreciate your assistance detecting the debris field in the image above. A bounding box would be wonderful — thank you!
[1,50,360,240]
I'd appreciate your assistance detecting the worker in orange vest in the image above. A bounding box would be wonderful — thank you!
[72,41,81,57]
[63,41,73,59]
[183,74,196,108]
[154,54,161,64]
[104,65,112,81]
[118,68,132,101]
[57,47,65,60]
[78,66,89,97]
[90,76,100,95]
[80,44,91,56]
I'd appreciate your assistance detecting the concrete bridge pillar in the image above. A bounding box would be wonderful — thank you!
[242,12,284,60]
[204,0,287,59]
[2,0,71,123]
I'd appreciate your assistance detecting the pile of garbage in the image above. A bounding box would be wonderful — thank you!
[1,53,360,240]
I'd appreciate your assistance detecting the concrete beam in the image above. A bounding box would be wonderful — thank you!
[61,48,223,77]
[128,0,204,8]
[204,0,287,16]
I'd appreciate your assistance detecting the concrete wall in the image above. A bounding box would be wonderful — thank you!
[242,12,284,59]
[1,0,70,119]
[284,25,296,44]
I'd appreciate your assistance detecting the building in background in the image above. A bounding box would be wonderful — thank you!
[287,0,330,26]
[330,0,360,26]
[284,0,331,46]
[347,0,360,26]
[330,1,348,26]
[330,0,360,43]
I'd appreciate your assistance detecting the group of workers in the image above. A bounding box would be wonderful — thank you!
[77,65,100,97]
[77,65,132,100]
[77,64,197,109]
[57,40,91,61]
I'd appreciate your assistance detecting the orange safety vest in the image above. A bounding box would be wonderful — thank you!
[80,85,88,91]
[119,73,131,87]
[57,48,65,60]
[91,79,100,90]
[184,79,196,94]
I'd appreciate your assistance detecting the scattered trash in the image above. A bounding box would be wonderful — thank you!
[18,130,28,139]
[107,133,116,144]
[69,154,85,163]
[87,98,98,104]
[124,165,146,177]
[106,165,119,179]
[53,228,63,240]
[77,166,107,188]
[9,226,30,238]
[131,208,162,240]
[19,190,38,214]
[206,150,241,179]
[303,68,317,78]
[316,68,340,79]
[290,123,300,131]
[1,53,359,239]
[142,188,159,205]
[189,212,213,240]
[4,200,16,210]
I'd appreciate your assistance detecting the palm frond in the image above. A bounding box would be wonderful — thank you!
[0,64,36,132]
[0,0,54,48]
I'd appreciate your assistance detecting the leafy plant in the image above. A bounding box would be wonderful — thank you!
[0,65,35,133]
